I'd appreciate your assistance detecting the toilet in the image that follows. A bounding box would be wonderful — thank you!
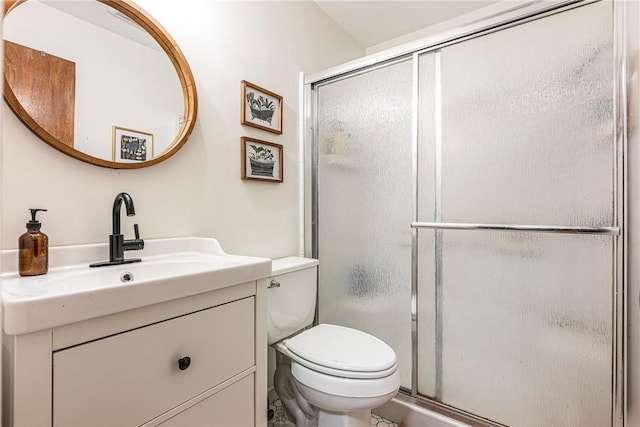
[267,257,401,427]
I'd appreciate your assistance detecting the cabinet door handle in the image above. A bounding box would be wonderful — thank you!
[268,279,281,288]
[178,356,191,371]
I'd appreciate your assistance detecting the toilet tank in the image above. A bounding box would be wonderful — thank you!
[267,257,318,345]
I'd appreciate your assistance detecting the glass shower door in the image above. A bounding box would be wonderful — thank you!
[313,1,618,425]
[416,1,615,425]
[315,59,414,389]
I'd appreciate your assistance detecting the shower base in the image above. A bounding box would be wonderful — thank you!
[376,393,498,427]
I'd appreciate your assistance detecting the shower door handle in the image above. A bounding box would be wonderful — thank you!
[411,221,619,235]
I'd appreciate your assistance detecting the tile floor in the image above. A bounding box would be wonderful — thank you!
[268,398,399,427]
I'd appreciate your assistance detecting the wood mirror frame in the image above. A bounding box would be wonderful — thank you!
[3,0,198,169]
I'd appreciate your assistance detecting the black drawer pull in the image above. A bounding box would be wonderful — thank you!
[178,356,191,371]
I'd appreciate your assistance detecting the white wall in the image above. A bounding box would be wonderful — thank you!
[1,0,364,259]
[365,1,529,55]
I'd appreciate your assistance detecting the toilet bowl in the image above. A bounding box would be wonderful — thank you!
[275,324,401,427]
[268,258,400,427]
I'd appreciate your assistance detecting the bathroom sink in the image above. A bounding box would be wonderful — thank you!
[37,254,237,292]
[1,237,271,335]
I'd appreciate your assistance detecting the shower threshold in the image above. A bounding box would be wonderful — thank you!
[376,391,504,427]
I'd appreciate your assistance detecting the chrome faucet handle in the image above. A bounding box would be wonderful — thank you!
[134,224,140,240]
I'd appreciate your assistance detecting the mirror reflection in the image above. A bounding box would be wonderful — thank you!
[4,0,189,166]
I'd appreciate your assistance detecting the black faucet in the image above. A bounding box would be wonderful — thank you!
[90,192,144,267]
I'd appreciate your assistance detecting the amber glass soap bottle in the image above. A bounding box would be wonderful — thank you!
[19,208,48,276]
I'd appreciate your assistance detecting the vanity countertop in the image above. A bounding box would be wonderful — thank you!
[1,237,271,335]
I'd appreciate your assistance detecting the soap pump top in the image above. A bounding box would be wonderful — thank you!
[26,208,47,229]
[19,208,49,276]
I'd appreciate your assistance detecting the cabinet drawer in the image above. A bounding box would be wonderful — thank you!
[53,297,255,427]
[156,374,254,426]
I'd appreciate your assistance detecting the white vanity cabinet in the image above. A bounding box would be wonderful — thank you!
[3,280,268,427]
[54,296,255,426]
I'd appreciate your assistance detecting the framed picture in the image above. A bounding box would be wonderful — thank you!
[241,80,283,134]
[112,126,154,162]
[241,136,283,182]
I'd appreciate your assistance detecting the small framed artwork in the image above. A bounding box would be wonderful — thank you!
[241,80,283,134]
[241,136,283,182]
[112,126,154,162]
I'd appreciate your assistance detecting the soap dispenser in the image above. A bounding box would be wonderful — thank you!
[19,208,48,276]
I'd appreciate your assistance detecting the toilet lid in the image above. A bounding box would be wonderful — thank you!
[285,324,397,372]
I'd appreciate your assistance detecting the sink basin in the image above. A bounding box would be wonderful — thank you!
[37,254,238,292]
[1,238,271,335]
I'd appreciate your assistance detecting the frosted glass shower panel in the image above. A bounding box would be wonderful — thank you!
[437,1,613,225]
[316,60,414,388]
[415,2,616,424]
[438,231,613,426]
[417,52,437,222]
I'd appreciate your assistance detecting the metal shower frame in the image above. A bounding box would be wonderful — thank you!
[303,1,631,424]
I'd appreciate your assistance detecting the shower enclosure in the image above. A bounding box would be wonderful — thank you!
[305,1,628,425]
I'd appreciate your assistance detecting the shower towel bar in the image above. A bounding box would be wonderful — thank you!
[411,222,619,235]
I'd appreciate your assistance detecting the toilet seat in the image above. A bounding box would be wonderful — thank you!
[276,324,398,379]
[291,361,401,398]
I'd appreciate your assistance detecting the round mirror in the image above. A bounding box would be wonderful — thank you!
[3,0,197,168]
